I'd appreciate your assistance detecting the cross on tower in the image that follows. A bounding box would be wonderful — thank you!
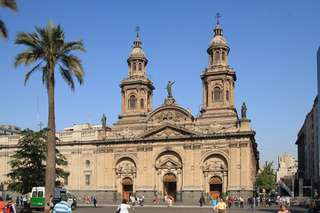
[215,12,221,24]
[135,26,140,37]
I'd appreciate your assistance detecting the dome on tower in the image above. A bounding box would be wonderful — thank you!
[208,24,227,48]
[128,37,146,59]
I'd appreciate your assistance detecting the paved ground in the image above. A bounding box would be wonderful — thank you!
[73,203,309,213]
[14,203,310,213]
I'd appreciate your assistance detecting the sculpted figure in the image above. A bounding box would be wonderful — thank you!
[165,80,175,98]
[241,102,247,119]
[101,114,107,128]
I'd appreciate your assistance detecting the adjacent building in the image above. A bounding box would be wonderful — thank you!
[276,154,298,183]
[296,96,318,196]
[0,19,259,202]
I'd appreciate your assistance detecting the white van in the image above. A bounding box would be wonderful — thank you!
[30,187,76,210]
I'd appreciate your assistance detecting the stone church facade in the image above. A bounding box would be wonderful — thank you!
[0,21,259,202]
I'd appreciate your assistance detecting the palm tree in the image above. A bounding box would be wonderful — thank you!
[13,21,85,212]
[0,0,18,42]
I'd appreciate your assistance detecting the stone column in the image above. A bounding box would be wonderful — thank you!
[223,172,227,194]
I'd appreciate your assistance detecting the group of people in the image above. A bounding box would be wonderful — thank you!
[129,195,144,210]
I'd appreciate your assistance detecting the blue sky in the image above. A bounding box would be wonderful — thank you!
[1,0,320,169]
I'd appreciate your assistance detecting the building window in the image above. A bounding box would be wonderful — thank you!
[222,52,225,61]
[226,90,229,101]
[139,63,142,71]
[214,87,220,100]
[64,161,68,166]
[129,95,136,108]
[64,176,68,186]
[133,63,136,71]
[85,175,90,186]
[140,99,144,109]
[215,51,219,61]
[86,160,90,166]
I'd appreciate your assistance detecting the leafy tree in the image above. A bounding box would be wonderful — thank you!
[255,161,277,193]
[13,21,85,210]
[6,129,69,194]
[0,0,18,42]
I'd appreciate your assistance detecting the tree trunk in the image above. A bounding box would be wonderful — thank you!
[44,73,56,213]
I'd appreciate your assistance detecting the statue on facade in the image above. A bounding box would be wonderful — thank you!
[101,114,107,129]
[165,80,175,98]
[241,102,247,119]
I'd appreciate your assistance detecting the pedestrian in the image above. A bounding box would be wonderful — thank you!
[85,196,89,204]
[278,203,290,213]
[93,197,97,207]
[83,195,85,203]
[216,198,226,213]
[15,197,19,207]
[130,196,135,210]
[6,198,16,213]
[167,197,172,208]
[227,198,231,208]
[22,197,27,208]
[0,197,5,213]
[53,195,71,213]
[249,197,254,212]
[155,195,158,203]
[117,199,130,213]
[199,197,203,207]
[239,196,244,208]
[19,197,22,207]
[212,198,217,211]
[49,195,54,213]
[203,196,206,205]
[78,196,81,203]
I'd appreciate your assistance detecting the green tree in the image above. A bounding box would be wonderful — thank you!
[6,129,69,195]
[255,161,277,193]
[13,21,85,211]
[0,0,18,42]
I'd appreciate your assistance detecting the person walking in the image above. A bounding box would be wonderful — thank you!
[249,197,254,211]
[0,197,5,213]
[199,197,203,207]
[216,198,226,213]
[117,199,130,213]
[167,197,172,208]
[6,198,16,213]
[130,196,135,210]
[212,198,217,211]
[239,196,244,208]
[53,195,71,213]
[22,196,27,208]
[49,195,54,213]
[93,197,97,207]
[15,197,19,208]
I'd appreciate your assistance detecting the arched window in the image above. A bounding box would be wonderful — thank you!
[140,99,144,109]
[139,63,142,71]
[214,87,220,100]
[129,95,136,108]
[133,63,136,71]
[226,90,229,101]
[215,51,219,61]
[222,52,225,61]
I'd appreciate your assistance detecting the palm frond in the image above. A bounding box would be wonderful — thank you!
[24,62,42,85]
[0,17,8,42]
[0,0,19,14]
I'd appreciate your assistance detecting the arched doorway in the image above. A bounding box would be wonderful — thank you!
[163,173,176,202]
[122,178,133,201]
[209,176,222,200]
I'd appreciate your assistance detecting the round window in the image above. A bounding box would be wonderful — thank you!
[64,161,68,166]
[86,160,90,166]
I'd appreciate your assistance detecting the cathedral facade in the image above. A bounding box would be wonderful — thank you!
[0,21,259,202]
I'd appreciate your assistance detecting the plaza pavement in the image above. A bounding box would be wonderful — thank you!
[75,202,310,213]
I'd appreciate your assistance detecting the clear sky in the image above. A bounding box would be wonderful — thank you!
[1,0,320,169]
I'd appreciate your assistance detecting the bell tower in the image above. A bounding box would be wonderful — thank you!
[118,26,155,121]
[199,13,238,122]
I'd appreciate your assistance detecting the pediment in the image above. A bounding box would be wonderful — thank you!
[136,122,203,139]
[155,157,182,169]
